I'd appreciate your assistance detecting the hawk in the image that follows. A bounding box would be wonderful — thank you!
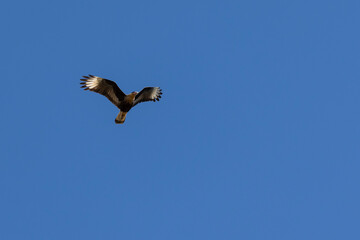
[80,75,162,124]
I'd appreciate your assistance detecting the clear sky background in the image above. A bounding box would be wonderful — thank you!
[1,0,360,239]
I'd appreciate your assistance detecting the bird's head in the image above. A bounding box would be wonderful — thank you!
[127,91,138,101]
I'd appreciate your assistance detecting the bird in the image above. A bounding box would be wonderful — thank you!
[80,74,162,124]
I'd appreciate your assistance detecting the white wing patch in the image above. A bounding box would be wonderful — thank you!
[84,76,102,90]
[150,87,161,99]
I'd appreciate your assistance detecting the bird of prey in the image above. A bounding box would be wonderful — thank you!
[80,75,162,124]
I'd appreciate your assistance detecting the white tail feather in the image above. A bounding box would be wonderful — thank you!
[115,111,127,124]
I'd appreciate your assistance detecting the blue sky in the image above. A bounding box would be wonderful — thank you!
[1,0,360,239]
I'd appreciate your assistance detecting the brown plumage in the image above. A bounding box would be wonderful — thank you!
[80,75,162,124]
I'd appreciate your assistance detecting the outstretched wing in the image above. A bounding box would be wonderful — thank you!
[133,87,162,106]
[80,75,126,107]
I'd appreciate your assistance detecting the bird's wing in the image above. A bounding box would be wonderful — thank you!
[133,87,162,106]
[80,75,126,107]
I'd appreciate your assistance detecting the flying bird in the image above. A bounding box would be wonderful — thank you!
[80,75,162,124]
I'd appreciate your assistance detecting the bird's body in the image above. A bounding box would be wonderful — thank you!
[80,75,162,124]
[115,92,138,124]
[121,92,137,111]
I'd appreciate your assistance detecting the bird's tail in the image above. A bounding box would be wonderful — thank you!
[115,111,127,124]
